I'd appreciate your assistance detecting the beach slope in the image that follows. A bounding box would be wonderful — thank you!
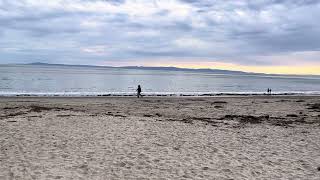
[0,96,319,179]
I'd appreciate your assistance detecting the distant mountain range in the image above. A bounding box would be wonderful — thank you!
[24,62,252,75]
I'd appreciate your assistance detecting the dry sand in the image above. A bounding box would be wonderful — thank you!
[0,96,320,179]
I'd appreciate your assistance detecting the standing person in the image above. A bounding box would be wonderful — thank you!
[270,88,272,95]
[137,85,142,98]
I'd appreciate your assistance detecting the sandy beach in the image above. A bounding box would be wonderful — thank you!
[0,96,319,179]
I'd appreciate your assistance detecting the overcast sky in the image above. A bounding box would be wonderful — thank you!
[0,0,320,74]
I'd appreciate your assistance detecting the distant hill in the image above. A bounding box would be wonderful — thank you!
[24,62,252,75]
[120,66,250,75]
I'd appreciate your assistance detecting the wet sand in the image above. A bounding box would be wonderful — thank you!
[0,96,320,179]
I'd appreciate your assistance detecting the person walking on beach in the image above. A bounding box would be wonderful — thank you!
[137,85,142,98]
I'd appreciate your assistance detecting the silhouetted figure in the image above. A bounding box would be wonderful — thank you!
[267,88,270,95]
[269,88,272,95]
[137,85,142,98]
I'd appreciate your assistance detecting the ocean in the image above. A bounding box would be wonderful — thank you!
[0,64,320,96]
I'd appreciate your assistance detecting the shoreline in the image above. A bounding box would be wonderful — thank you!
[1,92,320,97]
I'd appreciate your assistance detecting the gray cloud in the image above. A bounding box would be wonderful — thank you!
[0,0,320,66]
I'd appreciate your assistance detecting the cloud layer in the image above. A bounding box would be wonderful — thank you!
[1,0,320,70]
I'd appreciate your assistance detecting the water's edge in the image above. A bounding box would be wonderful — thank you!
[1,91,319,97]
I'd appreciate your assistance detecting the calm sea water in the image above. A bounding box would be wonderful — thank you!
[0,65,320,96]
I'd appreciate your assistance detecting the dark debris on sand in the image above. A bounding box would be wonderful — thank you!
[28,105,72,113]
[212,101,228,104]
[142,113,162,118]
[286,114,298,117]
[159,111,320,127]
[0,111,27,120]
[105,112,127,118]
[3,106,19,110]
[7,120,17,123]
[307,103,320,112]
[220,115,269,124]
[29,105,52,112]
[1,105,75,120]
[218,114,319,127]
[214,105,223,109]
[166,117,218,126]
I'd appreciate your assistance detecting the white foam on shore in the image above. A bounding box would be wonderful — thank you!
[0,91,320,97]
